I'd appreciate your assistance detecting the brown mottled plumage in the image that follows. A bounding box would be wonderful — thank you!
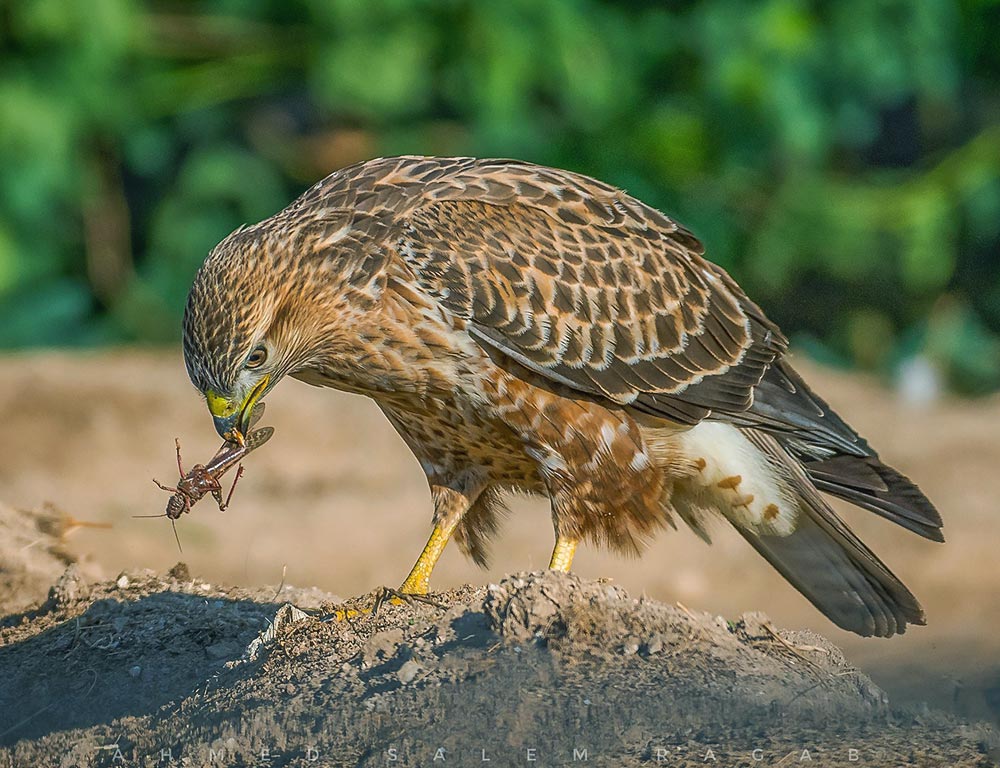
[183,156,942,637]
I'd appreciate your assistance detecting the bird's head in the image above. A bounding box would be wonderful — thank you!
[182,224,322,441]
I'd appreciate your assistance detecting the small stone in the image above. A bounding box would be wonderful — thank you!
[647,634,664,655]
[528,596,558,620]
[397,660,422,685]
[205,641,236,660]
[284,683,296,696]
[167,562,191,581]
[47,565,87,608]
[128,665,142,678]
[622,639,640,655]
[362,629,406,668]
[116,574,130,589]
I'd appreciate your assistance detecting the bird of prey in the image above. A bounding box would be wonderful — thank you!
[183,156,942,637]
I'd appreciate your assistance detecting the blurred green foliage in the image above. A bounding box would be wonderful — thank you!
[1,0,999,392]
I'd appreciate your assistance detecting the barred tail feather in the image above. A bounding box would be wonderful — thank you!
[738,430,925,637]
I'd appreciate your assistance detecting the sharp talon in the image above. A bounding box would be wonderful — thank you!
[319,588,447,624]
[374,586,447,614]
[322,606,367,623]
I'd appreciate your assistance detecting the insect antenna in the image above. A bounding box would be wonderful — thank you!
[171,518,183,553]
[131,512,184,551]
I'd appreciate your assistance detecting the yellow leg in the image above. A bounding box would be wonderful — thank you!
[548,536,578,572]
[399,518,459,595]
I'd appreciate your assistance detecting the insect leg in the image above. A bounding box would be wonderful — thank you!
[174,438,185,477]
[218,464,245,511]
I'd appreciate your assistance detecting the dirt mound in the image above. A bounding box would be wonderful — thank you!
[4,350,1000,726]
[0,567,994,767]
[0,501,104,615]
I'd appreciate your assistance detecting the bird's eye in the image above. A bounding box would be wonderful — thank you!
[245,346,268,369]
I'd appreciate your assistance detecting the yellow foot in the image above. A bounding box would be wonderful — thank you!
[548,536,578,572]
[374,586,447,613]
[323,587,447,622]
[326,606,367,622]
[398,520,457,596]
[325,519,459,621]
[398,573,430,596]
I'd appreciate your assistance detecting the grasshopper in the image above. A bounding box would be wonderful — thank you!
[153,425,274,519]
[144,404,273,550]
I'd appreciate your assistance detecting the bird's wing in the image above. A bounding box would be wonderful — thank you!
[393,160,787,425]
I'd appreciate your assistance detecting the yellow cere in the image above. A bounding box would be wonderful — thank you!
[205,390,238,419]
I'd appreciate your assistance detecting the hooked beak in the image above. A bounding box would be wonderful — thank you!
[205,375,270,442]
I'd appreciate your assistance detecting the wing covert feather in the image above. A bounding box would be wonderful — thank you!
[393,163,786,424]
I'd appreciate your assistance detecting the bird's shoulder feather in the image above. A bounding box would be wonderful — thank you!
[338,157,790,425]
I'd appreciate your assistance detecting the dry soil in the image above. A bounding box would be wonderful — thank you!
[0,349,998,765]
